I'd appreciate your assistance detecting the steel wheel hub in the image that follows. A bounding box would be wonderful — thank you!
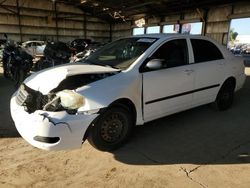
[100,113,124,143]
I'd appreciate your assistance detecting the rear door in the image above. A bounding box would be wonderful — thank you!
[142,38,195,122]
[189,38,226,106]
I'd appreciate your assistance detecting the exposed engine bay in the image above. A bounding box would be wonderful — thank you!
[16,73,115,114]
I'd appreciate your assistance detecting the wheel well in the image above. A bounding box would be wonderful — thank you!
[109,98,137,124]
[83,98,137,142]
[223,77,236,90]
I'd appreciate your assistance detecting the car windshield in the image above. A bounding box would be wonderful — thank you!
[85,37,157,70]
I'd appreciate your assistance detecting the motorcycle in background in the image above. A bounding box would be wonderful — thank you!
[2,40,33,88]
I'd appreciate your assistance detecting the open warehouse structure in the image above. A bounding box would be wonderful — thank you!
[1,0,250,187]
[0,0,249,44]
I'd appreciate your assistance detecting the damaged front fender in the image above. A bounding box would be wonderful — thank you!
[16,71,116,114]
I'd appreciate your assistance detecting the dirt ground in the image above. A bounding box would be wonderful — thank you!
[1,66,250,188]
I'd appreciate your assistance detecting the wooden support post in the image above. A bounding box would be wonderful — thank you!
[54,1,59,41]
[179,12,184,34]
[83,12,87,39]
[202,8,208,36]
[109,23,112,42]
[16,0,23,42]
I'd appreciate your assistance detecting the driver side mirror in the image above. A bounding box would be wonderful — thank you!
[145,59,164,70]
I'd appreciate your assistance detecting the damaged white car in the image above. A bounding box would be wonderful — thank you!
[11,34,246,151]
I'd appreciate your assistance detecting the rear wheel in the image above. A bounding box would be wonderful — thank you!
[87,106,133,151]
[214,80,235,111]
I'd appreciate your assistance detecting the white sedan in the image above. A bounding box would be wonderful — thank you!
[21,41,45,57]
[10,34,246,151]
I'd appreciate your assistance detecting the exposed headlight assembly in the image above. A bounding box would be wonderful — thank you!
[56,90,85,110]
[42,90,85,114]
[17,84,85,114]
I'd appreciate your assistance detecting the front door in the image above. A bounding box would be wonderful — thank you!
[142,39,195,122]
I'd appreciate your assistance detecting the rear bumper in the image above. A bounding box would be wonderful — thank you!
[10,95,98,151]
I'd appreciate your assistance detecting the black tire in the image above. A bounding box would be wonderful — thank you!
[215,81,235,111]
[3,69,10,78]
[3,57,11,78]
[87,106,133,151]
[13,68,24,89]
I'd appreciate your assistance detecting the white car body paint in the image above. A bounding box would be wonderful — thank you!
[24,63,119,94]
[11,34,246,150]
[11,97,98,150]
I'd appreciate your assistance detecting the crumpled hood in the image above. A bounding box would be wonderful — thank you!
[24,63,119,94]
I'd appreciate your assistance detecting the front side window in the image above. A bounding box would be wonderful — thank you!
[150,39,188,68]
[191,39,223,63]
[86,38,157,70]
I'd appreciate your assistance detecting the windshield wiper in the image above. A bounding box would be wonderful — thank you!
[104,64,120,70]
[83,59,120,70]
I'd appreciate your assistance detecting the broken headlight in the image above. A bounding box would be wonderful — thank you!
[56,90,85,110]
[17,84,85,114]
[43,90,85,114]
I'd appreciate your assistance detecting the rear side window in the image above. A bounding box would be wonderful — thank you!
[191,39,223,63]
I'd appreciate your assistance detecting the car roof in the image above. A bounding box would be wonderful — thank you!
[131,33,213,40]
[130,33,232,58]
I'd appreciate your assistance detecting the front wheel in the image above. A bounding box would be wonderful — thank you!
[87,106,133,151]
[214,81,235,111]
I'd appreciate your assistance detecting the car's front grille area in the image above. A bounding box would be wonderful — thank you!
[15,84,57,113]
[16,85,29,106]
[15,84,45,113]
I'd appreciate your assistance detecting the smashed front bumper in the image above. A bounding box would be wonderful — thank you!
[10,95,98,151]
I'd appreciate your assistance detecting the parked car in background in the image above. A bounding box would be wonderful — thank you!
[241,44,250,54]
[22,41,45,57]
[11,34,246,151]
[229,43,250,55]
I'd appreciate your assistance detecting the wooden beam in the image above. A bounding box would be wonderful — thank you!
[16,0,23,42]
[84,12,87,39]
[54,1,59,41]
[109,23,112,42]
[202,8,209,36]
[0,4,17,14]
